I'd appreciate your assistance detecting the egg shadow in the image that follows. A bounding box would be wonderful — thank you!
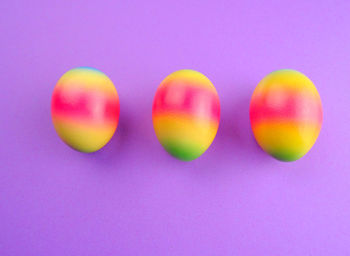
[225,89,269,165]
[80,103,135,171]
[187,83,271,177]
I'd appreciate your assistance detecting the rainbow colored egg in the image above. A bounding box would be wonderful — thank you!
[51,67,120,153]
[152,69,220,161]
[249,69,323,161]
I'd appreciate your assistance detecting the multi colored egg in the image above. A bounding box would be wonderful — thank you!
[249,69,323,161]
[152,69,220,161]
[51,67,120,153]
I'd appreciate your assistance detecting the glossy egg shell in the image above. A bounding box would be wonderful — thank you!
[51,67,120,153]
[249,69,323,161]
[152,69,220,161]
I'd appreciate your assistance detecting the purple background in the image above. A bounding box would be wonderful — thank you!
[1,0,350,255]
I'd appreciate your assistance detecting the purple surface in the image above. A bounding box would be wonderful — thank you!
[1,0,350,255]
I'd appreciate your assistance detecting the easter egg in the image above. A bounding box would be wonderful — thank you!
[152,69,220,161]
[51,67,120,153]
[249,69,323,161]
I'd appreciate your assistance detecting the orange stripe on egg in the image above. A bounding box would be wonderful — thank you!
[251,120,322,161]
[153,113,219,153]
[52,116,117,153]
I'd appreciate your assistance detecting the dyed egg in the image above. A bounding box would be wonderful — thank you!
[152,69,220,161]
[51,67,120,153]
[249,69,323,161]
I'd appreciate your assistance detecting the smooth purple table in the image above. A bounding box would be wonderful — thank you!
[1,1,349,255]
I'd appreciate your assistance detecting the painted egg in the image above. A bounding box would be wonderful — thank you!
[249,69,323,161]
[51,67,120,153]
[152,69,220,161]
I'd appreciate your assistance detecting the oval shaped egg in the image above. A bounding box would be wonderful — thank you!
[152,69,220,161]
[51,67,120,153]
[249,69,323,161]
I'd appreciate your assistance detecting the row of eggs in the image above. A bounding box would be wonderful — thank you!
[51,67,323,162]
